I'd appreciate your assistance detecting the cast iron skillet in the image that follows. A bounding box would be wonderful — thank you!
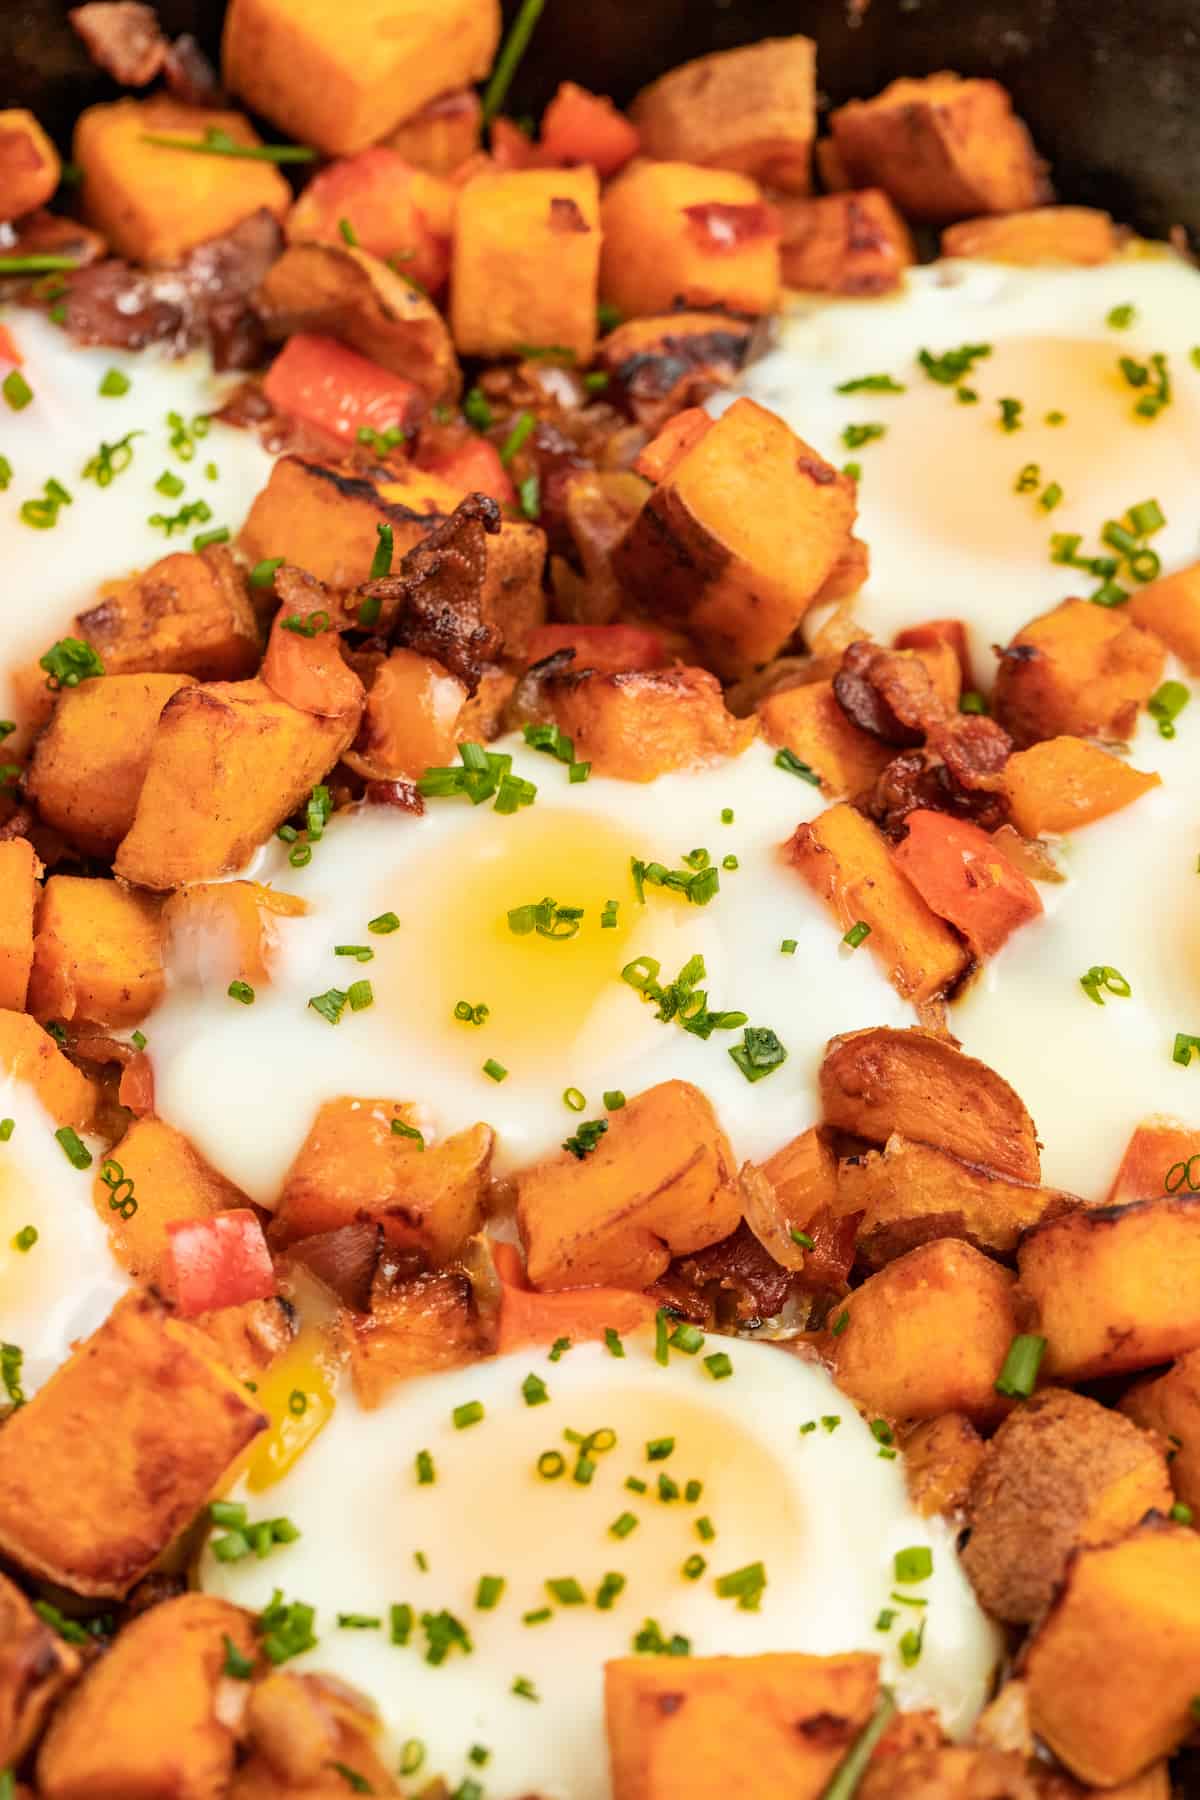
[4,0,1199,250]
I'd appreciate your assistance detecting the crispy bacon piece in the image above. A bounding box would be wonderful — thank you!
[833,638,946,746]
[69,4,167,85]
[658,1222,795,1327]
[356,494,503,694]
[928,713,1013,792]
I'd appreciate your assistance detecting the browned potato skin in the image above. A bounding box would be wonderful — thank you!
[28,673,196,859]
[1120,1346,1200,1511]
[1024,1519,1200,1786]
[1017,1197,1200,1381]
[992,598,1165,749]
[820,1027,1042,1183]
[234,1670,400,1796]
[942,206,1117,264]
[0,839,38,1013]
[28,876,165,1029]
[0,1569,80,1770]
[836,1134,1076,1266]
[829,74,1047,224]
[0,1291,266,1598]
[778,189,916,294]
[529,664,755,781]
[96,1115,252,1287]
[961,1388,1172,1624]
[900,1413,985,1517]
[347,1267,494,1407]
[605,1651,879,1800]
[859,1748,1037,1800]
[629,37,817,192]
[827,1238,1019,1423]
[77,548,260,683]
[37,1594,256,1800]
[596,313,754,434]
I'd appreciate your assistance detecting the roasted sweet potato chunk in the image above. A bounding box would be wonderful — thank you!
[28,876,164,1028]
[1108,1117,1200,1204]
[0,1006,97,1128]
[77,548,260,683]
[493,1241,657,1354]
[756,1126,857,1291]
[233,1669,399,1797]
[452,166,601,364]
[819,1027,1042,1182]
[347,1266,493,1406]
[96,1116,251,1287]
[778,189,915,294]
[901,1413,985,1517]
[962,1388,1171,1625]
[992,598,1164,748]
[828,74,1046,224]
[615,399,856,679]
[1017,1197,1200,1380]
[1024,1521,1200,1786]
[517,1079,741,1290]
[115,678,359,890]
[891,811,1042,959]
[37,1594,256,1800]
[1121,1347,1200,1512]
[1002,734,1159,836]
[0,1569,79,1770]
[629,37,816,192]
[942,205,1117,263]
[0,839,38,1013]
[606,1651,879,1800]
[1128,559,1200,672]
[284,147,453,296]
[756,680,893,798]
[827,1237,1018,1422]
[600,162,781,320]
[28,672,196,858]
[788,803,971,1006]
[525,664,754,781]
[383,88,482,176]
[0,109,61,223]
[596,312,753,434]
[0,1290,265,1596]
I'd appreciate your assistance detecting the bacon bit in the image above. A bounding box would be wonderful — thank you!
[549,195,590,234]
[162,33,226,107]
[69,3,167,85]
[682,201,779,253]
[119,1051,155,1116]
[365,778,425,814]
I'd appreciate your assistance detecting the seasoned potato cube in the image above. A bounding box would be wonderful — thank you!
[344,649,467,782]
[284,148,454,297]
[452,167,601,365]
[37,1594,256,1800]
[600,162,781,320]
[0,1290,265,1596]
[95,1116,251,1287]
[1003,734,1160,836]
[28,672,195,859]
[348,1267,493,1406]
[901,1413,985,1517]
[1024,1521,1200,1786]
[837,1135,1074,1266]
[596,312,754,434]
[962,1388,1171,1624]
[273,1098,491,1268]
[756,680,893,798]
[615,399,855,679]
[28,876,164,1028]
[114,678,359,890]
[383,88,482,175]
[629,38,816,193]
[0,109,61,223]
[992,598,1164,748]
[0,839,37,1012]
[1108,1117,1200,1205]
[75,97,290,264]
[1017,1197,1200,1380]
[828,1238,1019,1422]
[942,205,1117,264]
[829,74,1046,223]
[77,548,260,682]
[1121,1347,1200,1512]
[517,1079,740,1290]
[528,664,755,781]
[163,880,307,989]
[1129,559,1200,672]
[778,189,915,294]
[0,1007,97,1128]
[788,803,971,1006]
[0,1569,79,1769]
[222,0,501,158]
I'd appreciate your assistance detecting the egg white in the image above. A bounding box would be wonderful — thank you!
[201,1331,999,1800]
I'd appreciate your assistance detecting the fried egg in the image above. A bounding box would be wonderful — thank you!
[201,1330,1000,1800]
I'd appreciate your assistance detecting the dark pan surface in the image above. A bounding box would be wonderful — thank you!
[3,0,1198,245]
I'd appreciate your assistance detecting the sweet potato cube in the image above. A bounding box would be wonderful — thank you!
[114,678,358,890]
[529,664,755,781]
[1017,1196,1200,1380]
[0,839,37,1013]
[345,648,467,782]
[285,147,453,296]
[163,880,307,988]
[901,1413,984,1517]
[74,97,290,264]
[28,876,164,1029]
[788,803,970,1006]
[1025,1521,1200,1785]
[942,205,1117,264]
[77,547,260,682]
[37,1593,256,1800]
[1003,734,1159,837]
[1108,1117,1200,1205]
[962,1388,1171,1625]
[778,189,915,294]
[96,1116,252,1287]
[629,38,817,193]
[1129,560,1200,673]
[993,597,1164,748]
[596,312,754,433]
[348,1267,493,1406]
[222,0,501,158]
[758,1127,856,1290]
[383,88,482,175]
[820,1026,1041,1182]
[606,1652,879,1800]
[1121,1347,1200,1512]
[0,109,61,223]
[600,162,781,320]
[493,1241,657,1354]
[452,166,601,364]
[828,1238,1019,1423]
[517,1079,741,1291]
[615,398,855,679]
[0,1290,265,1596]
[0,1007,97,1128]
[756,680,893,798]
[0,1569,79,1769]
[828,75,1046,224]
[891,810,1042,959]
[28,672,196,859]
[273,1098,491,1268]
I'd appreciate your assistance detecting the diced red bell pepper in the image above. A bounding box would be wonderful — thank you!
[492,1241,656,1352]
[540,82,640,177]
[414,434,516,507]
[892,809,1043,959]
[164,1208,275,1317]
[262,332,425,447]
[285,147,452,293]
[525,622,667,673]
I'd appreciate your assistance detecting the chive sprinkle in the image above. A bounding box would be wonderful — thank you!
[522,1372,549,1406]
[604,1327,625,1358]
[482,0,546,122]
[453,1400,484,1430]
[703,1351,733,1380]
[995,1332,1047,1399]
[475,1575,505,1610]
[483,1058,508,1082]
[54,1126,92,1170]
[2,370,33,411]
[894,1545,933,1583]
[140,127,316,162]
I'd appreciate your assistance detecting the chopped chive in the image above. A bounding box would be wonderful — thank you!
[546,1577,586,1606]
[308,987,348,1025]
[512,1675,540,1700]
[842,920,871,949]
[522,1372,549,1407]
[522,1606,552,1625]
[3,369,33,411]
[415,1450,435,1485]
[548,1337,570,1361]
[595,1571,626,1609]
[1170,1502,1194,1525]
[0,1120,12,1142]
[682,1554,706,1580]
[370,522,393,579]
[482,0,546,122]
[830,1309,850,1336]
[714,1561,767,1610]
[684,1479,702,1503]
[654,1310,670,1367]
[562,1086,586,1112]
[337,1613,381,1629]
[610,1512,638,1539]
[12,1225,37,1252]
[775,747,820,784]
[453,1400,484,1430]
[468,1747,490,1768]
[625,1476,647,1494]
[603,1089,626,1110]
[55,1126,92,1170]
[842,421,886,449]
[894,1545,933,1584]
[646,1436,675,1462]
[464,388,493,430]
[483,1058,508,1082]
[368,911,400,934]
[475,1574,505,1610]
[657,1473,679,1502]
[604,1327,625,1358]
[499,410,536,466]
[669,1321,704,1354]
[390,1604,414,1646]
[780,938,798,955]
[1107,303,1136,329]
[347,979,374,1012]
[703,1351,733,1380]
[141,129,316,161]
[822,1415,841,1432]
[994,1332,1047,1399]
[537,1450,565,1479]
